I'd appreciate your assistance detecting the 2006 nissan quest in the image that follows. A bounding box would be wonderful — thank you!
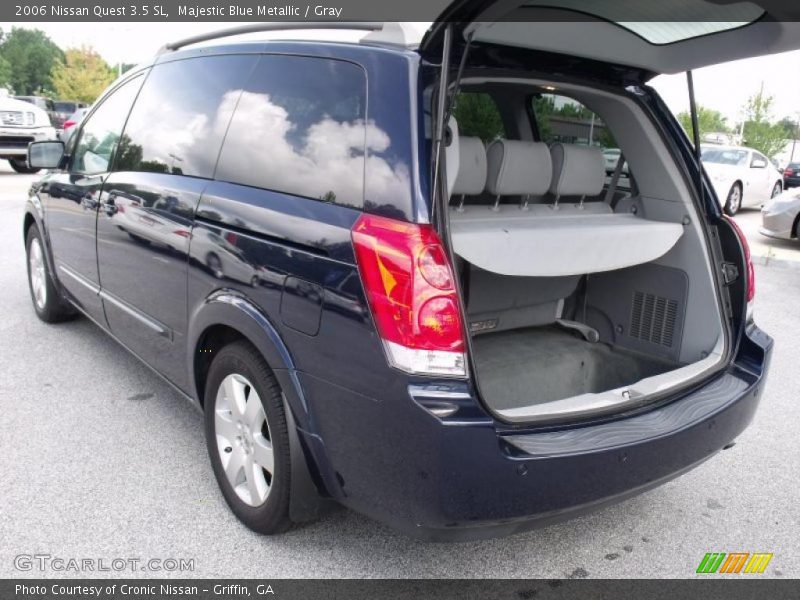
[24,7,789,540]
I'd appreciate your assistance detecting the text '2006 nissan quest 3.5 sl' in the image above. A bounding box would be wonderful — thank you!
[24,5,791,540]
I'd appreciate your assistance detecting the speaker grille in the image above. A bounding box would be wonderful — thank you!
[630,291,678,348]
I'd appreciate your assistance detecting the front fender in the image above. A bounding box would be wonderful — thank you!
[23,194,64,300]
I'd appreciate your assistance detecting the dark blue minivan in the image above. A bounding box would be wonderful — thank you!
[24,11,785,540]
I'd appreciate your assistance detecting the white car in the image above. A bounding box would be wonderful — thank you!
[701,144,784,215]
[0,92,57,173]
[602,147,629,175]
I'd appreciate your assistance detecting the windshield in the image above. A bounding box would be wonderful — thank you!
[701,148,748,166]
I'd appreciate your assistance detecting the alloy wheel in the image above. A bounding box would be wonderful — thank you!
[28,237,47,310]
[214,373,274,507]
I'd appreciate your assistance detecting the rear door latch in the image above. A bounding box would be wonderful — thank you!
[721,262,739,285]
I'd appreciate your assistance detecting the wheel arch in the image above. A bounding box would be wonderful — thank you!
[188,290,329,521]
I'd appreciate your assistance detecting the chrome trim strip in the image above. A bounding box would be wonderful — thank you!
[58,264,100,294]
[99,289,170,339]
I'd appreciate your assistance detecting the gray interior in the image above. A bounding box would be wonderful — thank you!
[472,326,675,409]
[446,78,726,420]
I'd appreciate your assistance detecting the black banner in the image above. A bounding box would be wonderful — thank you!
[4,0,800,22]
[4,579,800,600]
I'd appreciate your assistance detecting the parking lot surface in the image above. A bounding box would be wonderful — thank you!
[0,163,797,579]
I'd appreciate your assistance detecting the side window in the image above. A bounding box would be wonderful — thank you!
[115,55,258,178]
[215,55,367,207]
[452,92,505,143]
[750,152,767,168]
[531,93,630,188]
[71,76,143,175]
[531,94,614,147]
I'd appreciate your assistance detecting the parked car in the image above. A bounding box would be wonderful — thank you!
[782,162,800,189]
[13,95,57,127]
[701,144,784,215]
[602,147,629,175]
[53,100,88,130]
[59,107,89,142]
[760,187,800,240]
[0,93,57,173]
[24,12,778,541]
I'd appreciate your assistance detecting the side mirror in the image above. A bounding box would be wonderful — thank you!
[751,158,767,169]
[28,140,65,169]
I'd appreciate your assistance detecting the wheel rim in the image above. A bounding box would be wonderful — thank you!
[772,183,782,198]
[214,373,274,507]
[729,186,741,212]
[28,238,47,310]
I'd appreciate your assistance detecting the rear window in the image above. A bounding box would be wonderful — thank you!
[452,92,505,143]
[54,101,76,112]
[215,55,367,208]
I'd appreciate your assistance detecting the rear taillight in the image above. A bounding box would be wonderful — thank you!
[63,120,75,130]
[351,214,466,377]
[724,216,755,315]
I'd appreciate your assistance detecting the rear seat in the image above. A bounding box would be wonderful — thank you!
[459,139,581,335]
[548,143,611,211]
[486,139,551,209]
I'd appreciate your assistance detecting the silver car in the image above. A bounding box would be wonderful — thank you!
[760,187,800,240]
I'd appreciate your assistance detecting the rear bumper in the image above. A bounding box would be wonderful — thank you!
[760,203,798,240]
[300,328,772,541]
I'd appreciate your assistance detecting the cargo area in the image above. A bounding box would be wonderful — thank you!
[443,79,728,422]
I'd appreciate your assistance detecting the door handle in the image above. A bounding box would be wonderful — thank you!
[100,197,118,216]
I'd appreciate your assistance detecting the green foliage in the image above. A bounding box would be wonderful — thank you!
[51,47,115,104]
[741,89,788,159]
[0,28,64,94]
[0,55,12,89]
[676,105,729,140]
[452,92,505,143]
[777,117,799,139]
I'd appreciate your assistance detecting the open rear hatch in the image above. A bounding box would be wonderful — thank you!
[422,0,798,425]
[420,0,800,77]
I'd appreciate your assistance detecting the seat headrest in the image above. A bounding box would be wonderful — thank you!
[486,140,551,196]
[452,136,487,196]
[549,143,606,198]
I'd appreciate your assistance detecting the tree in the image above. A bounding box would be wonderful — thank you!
[0,55,12,90]
[0,28,64,94]
[741,88,787,159]
[51,47,115,103]
[452,92,505,143]
[676,105,729,140]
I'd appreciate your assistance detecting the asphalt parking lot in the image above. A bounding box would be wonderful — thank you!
[0,162,798,579]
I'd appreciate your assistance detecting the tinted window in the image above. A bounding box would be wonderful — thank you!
[71,76,143,175]
[215,55,367,207]
[115,55,257,179]
[452,92,505,143]
[531,94,615,148]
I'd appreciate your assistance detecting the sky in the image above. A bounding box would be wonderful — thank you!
[5,21,800,124]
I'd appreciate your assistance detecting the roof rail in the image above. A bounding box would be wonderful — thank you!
[158,22,385,54]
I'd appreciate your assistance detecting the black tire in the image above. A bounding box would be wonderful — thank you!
[9,158,40,174]
[25,226,75,322]
[724,182,742,216]
[204,341,292,535]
